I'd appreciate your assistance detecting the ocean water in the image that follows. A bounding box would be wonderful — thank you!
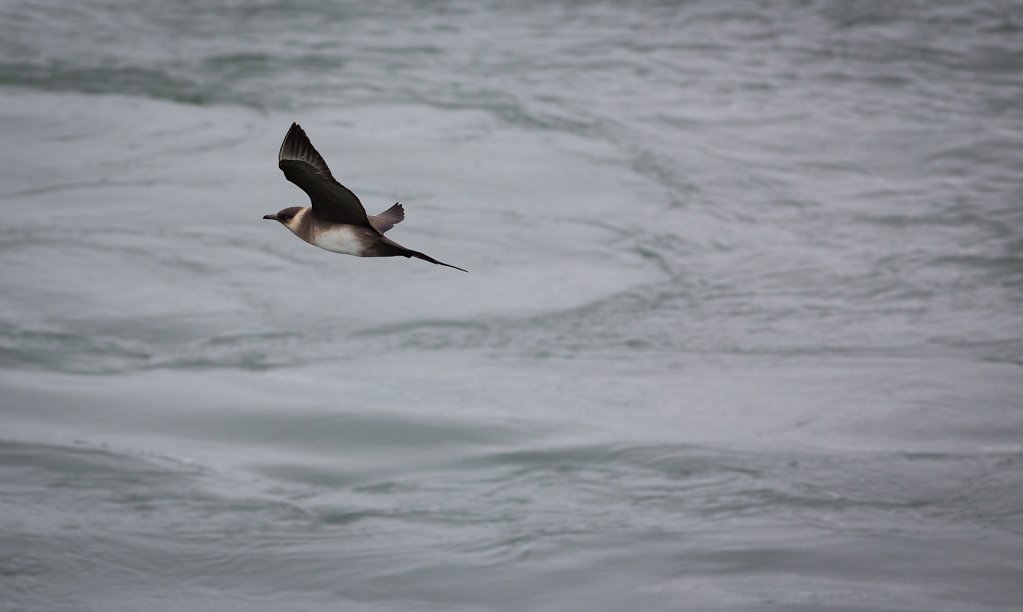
[2,0,1022,610]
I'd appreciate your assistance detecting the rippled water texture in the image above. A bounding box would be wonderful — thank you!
[2,1,1022,610]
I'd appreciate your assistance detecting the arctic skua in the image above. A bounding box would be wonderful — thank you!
[264,123,467,272]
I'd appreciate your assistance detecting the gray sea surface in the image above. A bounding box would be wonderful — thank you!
[2,1,1022,610]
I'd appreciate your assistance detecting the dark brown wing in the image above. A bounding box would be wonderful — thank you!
[278,123,372,227]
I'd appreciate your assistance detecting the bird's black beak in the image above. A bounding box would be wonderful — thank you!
[263,214,277,221]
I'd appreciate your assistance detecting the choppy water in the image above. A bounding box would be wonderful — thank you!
[2,1,1022,610]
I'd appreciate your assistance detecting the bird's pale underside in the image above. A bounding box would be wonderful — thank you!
[264,123,467,272]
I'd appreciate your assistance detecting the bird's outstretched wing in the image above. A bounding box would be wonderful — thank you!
[369,202,404,234]
[278,123,372,227]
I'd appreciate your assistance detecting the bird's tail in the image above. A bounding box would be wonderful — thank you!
[378,234,467,272]
[406,249,468,273]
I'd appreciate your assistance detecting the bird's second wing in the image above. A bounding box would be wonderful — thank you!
[369,202,404,234]
[278,123,372,227]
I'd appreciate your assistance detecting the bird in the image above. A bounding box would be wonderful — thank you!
[263,123,467,272]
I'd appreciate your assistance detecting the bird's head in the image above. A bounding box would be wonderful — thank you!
[262,206,305,233]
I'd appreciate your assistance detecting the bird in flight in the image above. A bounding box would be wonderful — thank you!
[264,123,467,272]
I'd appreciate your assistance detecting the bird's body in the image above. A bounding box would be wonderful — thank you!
[308,222,369,257]
[264,123,466,272]
[286,207,366,255]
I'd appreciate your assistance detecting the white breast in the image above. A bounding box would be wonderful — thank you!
[309,225,367,256]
